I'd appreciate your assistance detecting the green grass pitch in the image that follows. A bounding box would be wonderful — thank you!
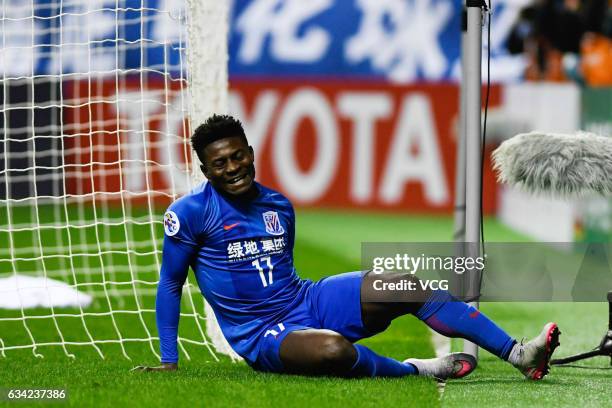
[0,207,611,407]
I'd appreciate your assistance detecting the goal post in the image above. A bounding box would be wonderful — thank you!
[185,0,241,361]
[0,0,237,362]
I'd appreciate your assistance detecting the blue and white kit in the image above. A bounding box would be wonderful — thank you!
[156,182,374,372]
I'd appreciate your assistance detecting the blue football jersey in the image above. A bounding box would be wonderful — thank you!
[156,182,310,363]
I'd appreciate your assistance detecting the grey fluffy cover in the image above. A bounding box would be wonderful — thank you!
[492,131,612,197]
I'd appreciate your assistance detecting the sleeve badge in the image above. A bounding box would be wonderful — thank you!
[164,210,180,236]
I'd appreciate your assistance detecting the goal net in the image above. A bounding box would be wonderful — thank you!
[0,0,238,361]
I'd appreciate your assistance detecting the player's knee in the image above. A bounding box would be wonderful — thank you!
[317,333,356,371]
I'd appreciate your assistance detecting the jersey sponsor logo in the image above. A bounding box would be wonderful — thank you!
[262,211,285,236]
[223,222,240,231]
[226,236,286,262]
[163,211,180,236]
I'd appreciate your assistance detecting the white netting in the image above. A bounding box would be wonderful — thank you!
[0,0,232,361]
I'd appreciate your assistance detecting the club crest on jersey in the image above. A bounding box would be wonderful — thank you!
[163,211,180,236]
[262,211,284,236]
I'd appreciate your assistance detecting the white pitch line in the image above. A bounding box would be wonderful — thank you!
[430,328,451,394]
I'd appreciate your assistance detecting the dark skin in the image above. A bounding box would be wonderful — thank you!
[200,136,258,200]
[133,136,430,374]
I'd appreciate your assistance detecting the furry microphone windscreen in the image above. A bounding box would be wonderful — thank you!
[492,131,612,197]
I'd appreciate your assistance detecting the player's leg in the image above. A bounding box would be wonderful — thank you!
[301,271,476,379]
[362,270,518,360]
[249,273,417,378]
[361,271,560,380]
[250,320,418,377]
[278,328,417,377]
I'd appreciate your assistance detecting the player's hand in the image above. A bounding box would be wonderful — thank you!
[130,362,177,372]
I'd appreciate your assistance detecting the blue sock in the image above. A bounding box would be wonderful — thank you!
[416,290,516,360]
[349,344,417,377]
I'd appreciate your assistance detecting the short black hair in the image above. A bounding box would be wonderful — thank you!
[191,114,248,163]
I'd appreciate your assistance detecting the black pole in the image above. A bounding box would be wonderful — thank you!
[608,291,612,331]
[551,290,612,366]
[608,291,612,365]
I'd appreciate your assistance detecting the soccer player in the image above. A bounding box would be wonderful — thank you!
[135,114,560,380]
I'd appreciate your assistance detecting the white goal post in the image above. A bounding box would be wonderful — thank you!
[185,0,240,361]
[0,0,239,361]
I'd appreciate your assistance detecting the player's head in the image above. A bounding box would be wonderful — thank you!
[191,114,256,197]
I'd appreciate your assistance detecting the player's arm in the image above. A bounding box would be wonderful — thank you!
[133,233,195,372]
